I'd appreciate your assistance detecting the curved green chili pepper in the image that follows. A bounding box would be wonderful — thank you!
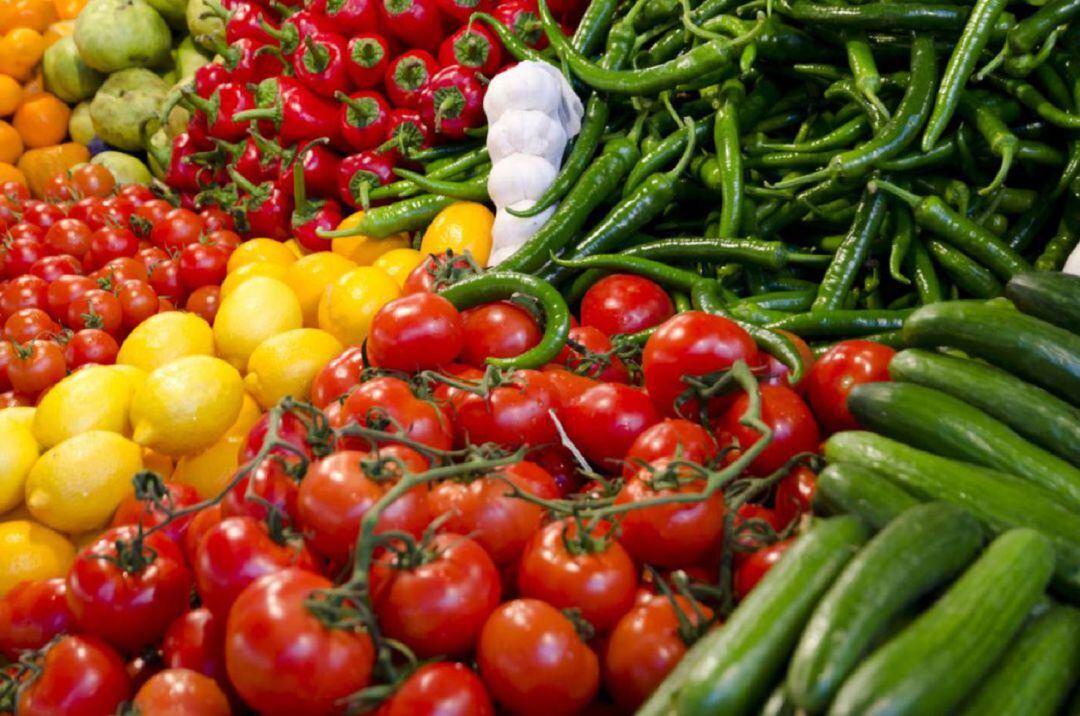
[391,167,491,202]
[925,238,1004,298]
[814,188,890,311]
[888,203,915,285]
[767,308,914,337]
[469,12,553,63]
[957,92,1016,195]
[714,79,745,239]
[319,193,459,239]
[369,148,489,202]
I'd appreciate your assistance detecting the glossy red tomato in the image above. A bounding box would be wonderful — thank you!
[623,418,719,477]
[310,345,366,409]
[383,662,495,716]
[43,218,92,259]
[22,201,65,229]
[604,596,714,711]
[85,226,139,270]
[717,384,821,476]
[3,307,60,342]
[454,369,559,449]
[118,183,155,204]
[517,518,637,631]
[371,533,501,658]
[615,460,726,568]
[44,274,95,323]
[117,280,160,333]
[7,339,66,395]
[367,292,464,371]
[459,301,541,368]
[0,274,48,317]
[133,668,232,716]
[66,288,122,334]
[755,330,815,393]
[162,608,229,692]
[97,256,151,285]
[223,455,305,527]
[528,443,582,496]
[110,481,202,544]
[0,578,73,659]
[148,258,184,302]
[66,526,193,652]
[225,569,375,716]
[734,539,792,599]
[185,285,221,324]
[539,365,598,406]
[340,376,453,451]
[130,199,173,238]
[555,325,630,382]
[151,208,205,253]
[477,599,599,716]
[239,410,317,463]
[774,465,817,527]
[66,197,105,228]
[561,382,660,471]
[178,243,229,291]
[426,460,559,566]
[70,163,116,198]
[804,339,896,433]
[16,635,131,716]
[30,254,82,281]
[732,503,785,561]
[402,251,477,294]
[643,311,759,419]
[199,207,234,233]
[580,274,674,337]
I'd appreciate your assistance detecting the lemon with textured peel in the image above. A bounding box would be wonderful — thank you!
[331,211,411,265]
[245,328,344,409]
[214,277,303,370]
[374,248,424,288]
[0,421,37,513]
[25,431,143,533]
[284,252,356,327]
[130,355,245,457]
[0,521,75,596]
[226,238,298,273]
[0,406,35,436]
[117,311,214,373]
[220,261,289,298]
[32,365,136,448]
[318,266,400,346]
[172,433,244,499]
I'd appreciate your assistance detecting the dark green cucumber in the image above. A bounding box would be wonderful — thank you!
[830,528,1056,716]
[1006,271,1080,335]
[848,382,1080,509]
[902,301,1080,406]
[824,431,1080,602]
[889,349,1080,468]
[959,603,1080,716]
[787,503,983,714]
[644,517,869,716]
[760,685,797,716]
[813,463,920,529]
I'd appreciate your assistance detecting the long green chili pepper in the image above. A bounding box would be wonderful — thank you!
[1055,139,1080,198]
[1005,199,1057,253]
[777,0,1003,33]
[991,76,1080,129]
[391,167,491,202]
[871,179,1030,280]
[713,80,745,239]
[957,92,1016,195]
[554,254,704,292]
[571,0,620,55]
[846,32,889,117]
[888,202,915,284]
[406,142,484,164]
[824,78,889,132]
[370,147,489,201]
[439,272,571,369]
[469,12,553,63]
[1034,63,1075,113]
[925,238,1004,298]
[907,235,945,303]
[758,177,856,237]
[814,188,889,311]
[1035,215,1080,271]
[767,308,914,337]
[742,290,817,312]
[623,116,714,196]
[750,115,870,154]
[319,193,459,239]
[922,0,1009,151]
[1008,0,1080,56]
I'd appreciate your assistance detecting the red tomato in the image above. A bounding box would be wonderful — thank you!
[199,207,234,233]
[66,526,193,652]
[70,164,116,198]
[623,418,718,477]
[222,456,303,528]
[717,384,821,476]
[371,533,501,658]
[454,369,559,449]
[119,183,156,204]
[540,365,598,406]
[367,293,464,371]
[528,443,582,496]
[130,199,173,238]
[85,227,139,271]
[604,596,714,711]
[383,662,495,716]
[477,599,599,716]
[30,254,83,281]
[402,251,477,294]
[340,376,453,451]
[110,481,202,544]
[732,504,785,560]
[733,539,792,599]
[162,608,229,692]
[178,243,229,291]
[0,341,12,391]
[117,280,160,333]
[517,518,637,632]
[97,257,152,285]
[774,465,817,527]
[561,382,660,471]
[182,505,223,563]
[225,569,375,716]
[580,274,674,337]
[63,326,119,369]
[44,274,95,323]
[43,218,92,259]
[459,301,541,368]
[8,339,66,395]
[643,311,759,418]
[0,274,48,318]
[0,578,73,659]
[151,208,205,253]
[3,307,59,342]
[311,345,366,409]
[66,288,122,334]
[22,201,65,229]
[426,460,559,566]
[185,285,221,324]
[804,339,896,433]
[615,459,726,568]
[239,410,317,463]
[148,258,184,302]
[133,668,231,716]
[555,325,629,382]
[16,635,131,716]
[755,330,815,394]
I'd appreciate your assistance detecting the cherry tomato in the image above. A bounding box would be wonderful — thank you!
[384,662,494,716]
[623,418,718,477]
[96,256,150,285]
[43,218,92,259]
[733,539,792,599]
[131,200,173,239]
[225,569,375,716]
[42,174,76,203]
[30,254,83,281]
[182,505,223,565]
[1,239,47,280]
[0,578,73,660]
[580,274,674,337]
[199,207,234,233]
[162,608,230,694]
[44,274,95,323]
[117,279,160,333]
[119,184,156,204]
[561,382,660,471]
[477,599,599,716]
[340,376,453,451]
[402,251,477,294]
[804,339,896,433]
[148,259,184,302]
[70,164,116,198]
[453,369,559,449]
[717,384,820,476]
[66,526,193,652]
[555,325,629,382]
[310,345,366,409]
[66,287,122,334]
[151,208,205,253]
[756,330,814,393]
[85,226,139,270]
[239,410,317,463]
[0,275,48,321]
[63,328,119,368]
[185,285,222,324]
[178,243,229,291]
[774,465,817,527]
[133,668,232,716]
[517,518,637,631]
[367,293,464,371]
[732,503,784,560]
[110,481,202,544]
[3,307,59,342]
[459,301,540,368]
[371,533,501,658]
[16,635,131,716]
[0,341,13,391]
[22,202,65,230]
[67,197,106,229]
[8,339,66,395]
[221,458,304,530]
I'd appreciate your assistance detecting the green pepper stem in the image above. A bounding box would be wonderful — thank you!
[869,178,921,208]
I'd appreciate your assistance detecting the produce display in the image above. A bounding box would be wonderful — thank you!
[0,0,1079,708]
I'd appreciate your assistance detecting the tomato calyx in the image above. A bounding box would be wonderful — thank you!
[647,567,715,646]
[560,607,596,643]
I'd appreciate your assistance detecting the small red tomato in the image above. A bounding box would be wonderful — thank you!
[30,254,82,282]
[367,292,464,371]
[151,208,205,253]
[132,668,231,716]
[804,339,897,433]
[44,275,95,323]
[178,243,229,291]
[185,285,221,324]
[16,635,131,716]
[555,325,630,383]
[85,226,139,270]
[110,481,202,544]
[459,301,541,367]
[774,465,817,527]
[310,345,365,409]
[63,328,119,368]
[581,273,674,337]
[66,288,122,335]
[561,382,660,471]
[117,280,160,333]
[383,662,495,716]
[161,608,229,693]
[734,539,792,599]
[43,218,92,259]
[0,578,73,660]
[3,308,60,343]
[717,384,821,476]
[70,163,116,198]
[623,418,718,477]
[8,339,66,395]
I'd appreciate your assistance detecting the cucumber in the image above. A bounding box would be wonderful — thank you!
[640,516,870,716]
[824,431,1080,602]
[959,603,1080,716]
[902,301,1080,406]
[889,349,1080,467]
[1006,271,1080,335]
[813,463,920,529]
[760,685,797,716]
[848,382,1080,509]
[787,503,983,714]
[830,529,1055,716]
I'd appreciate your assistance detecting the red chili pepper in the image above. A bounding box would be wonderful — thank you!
[324,0,381,35]
[215,134,282,185]
[346,33,392,90]
[193,63,229,100]
[492,0,547,50]
[438,23,502,75]
[434,0,494,23]
[235,77,343,147]
[378,0,444,52]
[419,64,486,140]
[226,2,277,45]
[261,8,338,57]
[337,90,392,152]
[338,150,396,209]
[292,33,351,99]
[380,108,433,160]
[167,133,218,193]
[290,143,344,252]
[278,141,341,199]
[228,169,295,241]
[384,49,438,108]
[184,83,256,143]
[219,37,284,85]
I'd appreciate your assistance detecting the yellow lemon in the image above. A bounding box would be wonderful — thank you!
[214,277,303,370]
[283,252,357,327]
[117,311,215,373]
[0,406,35,436]
[284,239,307,258]
[0,421,37,513]
[108,364,148,394]
[420,202,494,267]
[130,356,245,457]
[172,433,244,499]
[245,328,344,409]
[226,238,297,273]
[25,431,143,533]
[220,261,289,298]
[318,266,400,346]
[32,365,136,448]
[331,211,411,265]
[374,248,425,288]
[229,392,263,439]
[0,521,75,596]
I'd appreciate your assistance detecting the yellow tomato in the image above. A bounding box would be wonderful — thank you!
[214,277,303,369]
[0,521,73,596]
[226,238,297,273]
[32,365,135,448]
[373,248,424,288]
[220,260,288,298]
[0,420,37,513]
[117,311,214,373]
[283,252,356,327]
[420,202,494,267]
[318,266,400,346]
[331,211,411,265]
[244,328,343,409]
